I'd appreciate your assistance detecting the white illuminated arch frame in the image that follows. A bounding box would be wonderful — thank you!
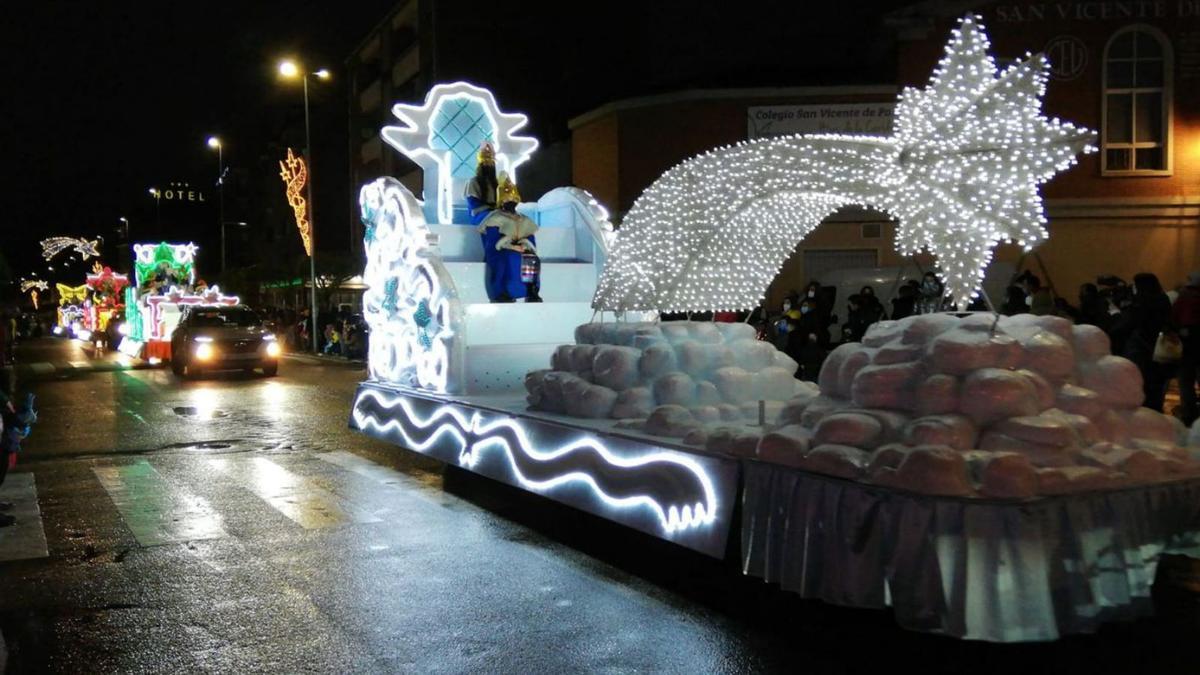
[592,15,1096,312]
[381,81,539,224]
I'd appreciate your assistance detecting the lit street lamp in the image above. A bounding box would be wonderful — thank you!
[118,216,130,241]
[278,59,331,354]
[207,136,227,273]
[148,187,161,226]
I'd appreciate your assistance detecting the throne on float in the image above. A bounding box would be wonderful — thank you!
[359,82,617,395]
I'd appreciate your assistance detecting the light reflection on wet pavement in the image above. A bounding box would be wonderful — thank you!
[0,339,1194,673]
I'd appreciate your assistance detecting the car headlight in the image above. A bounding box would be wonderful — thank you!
[195,343,215,361]
[265,342,281,358]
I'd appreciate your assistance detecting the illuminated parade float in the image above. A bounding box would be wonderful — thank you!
[118,242,239,362]
[350,16,1200,641]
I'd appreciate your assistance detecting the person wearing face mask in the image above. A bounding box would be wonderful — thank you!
[786,299,828,380]
[918,272,945,314]
[773,294,800,350]
[858,285,885,323]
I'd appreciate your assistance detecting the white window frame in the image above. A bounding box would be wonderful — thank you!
[1101,24,1173,177]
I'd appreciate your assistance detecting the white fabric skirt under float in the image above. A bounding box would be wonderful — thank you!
[740,461,1200,642]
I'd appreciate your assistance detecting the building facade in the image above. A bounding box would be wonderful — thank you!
[892,0,1200,296]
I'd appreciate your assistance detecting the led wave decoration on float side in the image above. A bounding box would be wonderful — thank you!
[380,81,538,224]
[592,15,1096,313]
[351,388,719,536]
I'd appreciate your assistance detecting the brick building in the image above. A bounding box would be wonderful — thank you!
[892,0,1200,296]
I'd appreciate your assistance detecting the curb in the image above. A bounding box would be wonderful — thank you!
[283,353,367,367]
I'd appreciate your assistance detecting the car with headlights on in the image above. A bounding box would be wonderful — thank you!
[170,305,280,378]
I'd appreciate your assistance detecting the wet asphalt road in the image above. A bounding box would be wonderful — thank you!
[0,338,1196,674]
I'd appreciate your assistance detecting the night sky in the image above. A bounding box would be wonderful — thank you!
[0,1,912,287]
[0,1,395,282]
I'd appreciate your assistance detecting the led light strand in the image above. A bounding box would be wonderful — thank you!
[352,389,717,534]
[380,81,538,224]
[40,237,101,261]
[279,148,312,256]
[592,15,1095,312]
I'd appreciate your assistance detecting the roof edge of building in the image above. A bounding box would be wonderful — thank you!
[568,85,899,130]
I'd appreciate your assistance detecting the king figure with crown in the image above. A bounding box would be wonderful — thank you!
[478,172,541,302]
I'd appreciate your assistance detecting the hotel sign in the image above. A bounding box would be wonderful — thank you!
[152,182,207,203]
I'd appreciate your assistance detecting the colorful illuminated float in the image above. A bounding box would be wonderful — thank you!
[84,265,129,335]
[56,283,89,338]
[119,242,239,361]
[350,16,1200,641]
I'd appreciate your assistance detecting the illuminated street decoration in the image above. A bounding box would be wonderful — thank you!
[20,280,48,293]
[56,283,87,305]
[593,15,1096,311]
[381,81,538,224]
[279,148,312,256]
[359,178,455,392]
[30,290,39,310]
[41,237,101,261]
[351,388,719,536]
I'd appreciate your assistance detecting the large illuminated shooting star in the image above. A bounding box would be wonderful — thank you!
[593,15,1095,312]
[41,237,101,261]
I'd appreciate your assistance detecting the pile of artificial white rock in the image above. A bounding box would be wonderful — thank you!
[525,321,807,433]
[528,314,1200,499]
[751,313,1200,498]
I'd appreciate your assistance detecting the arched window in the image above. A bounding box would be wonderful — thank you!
[1102,26,1172,174]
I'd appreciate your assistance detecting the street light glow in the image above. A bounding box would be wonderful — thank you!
[148,187,159,197]
[315,68,331,80]
[207,136,221,149]
[278,60,299,78]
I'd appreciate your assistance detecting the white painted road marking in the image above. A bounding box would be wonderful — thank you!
[210,457,382,530]
[0,473,50,562]
[318,451,408,487]
[93,461,227,547]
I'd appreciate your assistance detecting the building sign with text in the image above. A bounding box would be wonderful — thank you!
[747,103,895,139]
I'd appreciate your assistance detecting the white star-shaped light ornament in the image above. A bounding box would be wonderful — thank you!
[381,81,538,224]
[592,15,1096,313]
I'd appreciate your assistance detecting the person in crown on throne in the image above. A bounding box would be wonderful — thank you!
[466,142,503,300]
[479,173,541,303]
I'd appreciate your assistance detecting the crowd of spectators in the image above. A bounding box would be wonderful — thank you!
[763,269,1200,423]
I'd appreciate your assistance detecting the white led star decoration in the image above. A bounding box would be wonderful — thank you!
[381,81,538,224]
[40,237,101,262]
[593,15,1096,312]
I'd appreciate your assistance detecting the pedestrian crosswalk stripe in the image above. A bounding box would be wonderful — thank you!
[28,362,54,374]
[317,451,447,508]
[93,461,227,547]
[317,451,410,487]
[209,457,382,530]
[0,473,50,562]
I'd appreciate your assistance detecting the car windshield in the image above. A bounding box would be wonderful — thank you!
[188,307,261,328]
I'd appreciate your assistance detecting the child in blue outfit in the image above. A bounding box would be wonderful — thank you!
[0,392,37,528]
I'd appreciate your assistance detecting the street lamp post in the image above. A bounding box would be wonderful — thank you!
[148,187,161,227]
[279,60,331,354]
[207,136,225,273]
